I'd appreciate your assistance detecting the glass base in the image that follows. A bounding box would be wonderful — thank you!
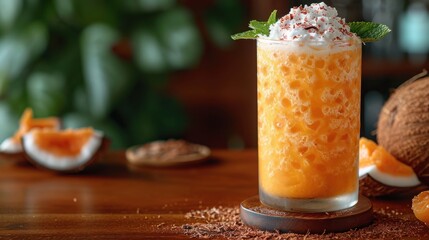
[259,188,358,213]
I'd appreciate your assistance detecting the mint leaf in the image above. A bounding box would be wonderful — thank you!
[267,10,277,25]
[348,22,391,43]
[231,30,259,40]
[231,10,277,40]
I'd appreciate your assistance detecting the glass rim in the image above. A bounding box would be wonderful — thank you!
[256,37,361,45]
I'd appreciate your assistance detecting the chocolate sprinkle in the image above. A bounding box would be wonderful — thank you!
[180,206,429,239]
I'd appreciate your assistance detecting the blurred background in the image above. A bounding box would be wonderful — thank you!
[0,0,428,149]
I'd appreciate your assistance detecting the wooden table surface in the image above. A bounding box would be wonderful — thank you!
[1,149,428,239]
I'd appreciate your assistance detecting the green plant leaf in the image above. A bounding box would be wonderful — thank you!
[231,10,277,40]
[131,5,200,72]
[73,87,89,114]
[156,7,202,69]
[267,10,277,24]
[114,75,187,145]
[0,71,8,97]
[81,24,132,119]
[54,0,119,27]
[230,30,259,40]
[348,22,391,43]
[0,22,47,80]
[132,29,167,73]
[0,102,19,142]
[203,0,244,48]
[27,71,66,117]
[0,0,22,30]
[123,0,175,12]
[122,88,187,144]
[0,36,27,80]
[136,0,175,11]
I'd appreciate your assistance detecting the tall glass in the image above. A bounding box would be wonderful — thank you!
[257,38,362,212]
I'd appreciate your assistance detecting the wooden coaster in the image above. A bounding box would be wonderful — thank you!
[240,195,373,234]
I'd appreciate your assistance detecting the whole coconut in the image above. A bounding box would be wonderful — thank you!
[377,73,429,185]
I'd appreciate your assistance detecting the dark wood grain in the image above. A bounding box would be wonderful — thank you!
[0,150,428,239]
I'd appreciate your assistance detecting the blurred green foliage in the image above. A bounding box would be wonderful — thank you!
[0,0,244,149]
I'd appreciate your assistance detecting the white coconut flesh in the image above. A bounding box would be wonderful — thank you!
[0,124,61,154]
[359,165,375,180]
[359,164,421,187]
[0,138,23,153]
[22,131,103,171]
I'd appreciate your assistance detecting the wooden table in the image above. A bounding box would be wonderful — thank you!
[0,150,428,239]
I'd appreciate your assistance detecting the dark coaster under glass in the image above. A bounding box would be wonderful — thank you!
[240,195,373,234]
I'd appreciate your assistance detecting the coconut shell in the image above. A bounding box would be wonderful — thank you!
[377,76,429,185]
[359,175,420,197]
[23,136,110,173]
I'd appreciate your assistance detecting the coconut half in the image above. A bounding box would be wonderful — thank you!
[0,138,25,161]
[22,128,108,172]
[359,166,421,197]
[359,137,421,197]
[359,175,419,197]
[0,138,23,153]
[0,108,60,161]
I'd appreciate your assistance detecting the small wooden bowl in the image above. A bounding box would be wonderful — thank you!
[126,140,211,167]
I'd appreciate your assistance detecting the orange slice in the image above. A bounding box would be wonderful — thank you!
[359,137,378,168]
[412,191,429,226]
[33,128,94,157]
[358,137,420,188]
[11,108,60,143]
[359,137,415,176]
[371,146,415,177]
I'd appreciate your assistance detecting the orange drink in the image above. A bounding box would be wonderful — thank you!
[257,38,362,212]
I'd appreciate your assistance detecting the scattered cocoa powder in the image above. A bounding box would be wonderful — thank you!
[157,223,166,228]
[179,206,429,239]
[375,206,404,218]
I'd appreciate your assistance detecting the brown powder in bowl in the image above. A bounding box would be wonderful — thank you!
[180,206,429,239]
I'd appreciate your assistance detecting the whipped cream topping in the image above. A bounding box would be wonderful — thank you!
[268,2,355,42]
